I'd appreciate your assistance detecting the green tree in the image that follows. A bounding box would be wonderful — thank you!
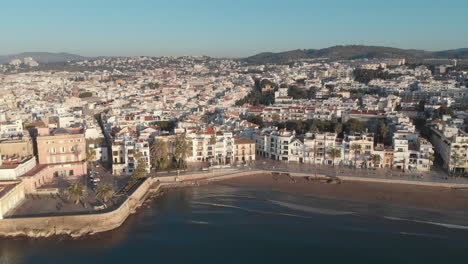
[451,152,462,172]
[132,150,148,179]
[434,106,454,119]
[79,92,93,98]
[150,139,170,170]
[156,121,176,132]
[174,134,191,169]
[86,148,96,162]
[271,113,280,122]
[370,154,381,168]
[343,119,365,134]
[351,144,362,168]
[95,183,115,203]
[247,114,264,127]
[327,148,341,167]
[209,135,217,145]
[66,183,86,205]
[376,121,388,143]
[427,152,435,169]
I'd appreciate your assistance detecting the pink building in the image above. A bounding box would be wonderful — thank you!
[36,127,87,178]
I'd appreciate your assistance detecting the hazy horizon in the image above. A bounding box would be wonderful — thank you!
[2,0,468,57]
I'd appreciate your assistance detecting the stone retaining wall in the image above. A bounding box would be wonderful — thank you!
[1,170,467,238]
[0,170,266,238]
[0,177,155,238]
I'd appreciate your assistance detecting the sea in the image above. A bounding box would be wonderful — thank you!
[1,183,468,264]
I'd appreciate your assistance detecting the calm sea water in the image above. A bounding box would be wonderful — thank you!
[1,184,468,264]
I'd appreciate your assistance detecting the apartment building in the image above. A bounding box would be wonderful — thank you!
[36,127,87,177]
[111,133,150,175]
[431,124,468,174]
[233,138,256,163]
[186,129,255,165]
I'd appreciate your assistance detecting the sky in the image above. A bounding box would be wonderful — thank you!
[1,0,467,57]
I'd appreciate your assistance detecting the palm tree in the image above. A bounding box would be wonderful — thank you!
[350,144,361,168]
[451,152,462,173]
[174,134,191,169]
[150,139,169,170]
[370,154,381,168]
[427,152,435,169]
[95,183,115,203]
[86,148,96,167]
[132,149,148,179]
[209,135,217,145]
[327,148,341,167]
[66,183,86,205]
[209,135,217,164]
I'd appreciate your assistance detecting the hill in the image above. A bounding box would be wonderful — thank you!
[243,45,468,64]
[0,52,92,64]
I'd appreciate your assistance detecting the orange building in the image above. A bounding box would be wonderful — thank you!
[36,127,87,177]
[233,138,256,163]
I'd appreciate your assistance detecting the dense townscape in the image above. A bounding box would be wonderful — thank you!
[1,54,468,221]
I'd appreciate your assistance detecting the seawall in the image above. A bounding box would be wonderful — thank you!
[1,169,466,238]
[0,170,267,238]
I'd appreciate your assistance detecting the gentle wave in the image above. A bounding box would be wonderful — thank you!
[269,200,354,216]
[384,216,468,230]
[191,201,313,219]
[187,220,212,225]
[199,195,263,201]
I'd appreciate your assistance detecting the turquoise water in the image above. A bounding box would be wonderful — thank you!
[2,184,468,264]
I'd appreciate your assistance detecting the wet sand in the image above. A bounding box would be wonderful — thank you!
[218,173,468,211]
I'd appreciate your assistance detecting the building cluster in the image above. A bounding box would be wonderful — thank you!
[0,55,467,218]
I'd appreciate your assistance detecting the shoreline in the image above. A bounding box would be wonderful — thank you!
[216,173,468,212]
[2,169,468,239]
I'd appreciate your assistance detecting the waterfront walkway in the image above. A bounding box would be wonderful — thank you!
[154,158,468,187]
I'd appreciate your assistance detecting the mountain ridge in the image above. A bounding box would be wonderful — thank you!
[243,45,468,64]
[0,52,93,64]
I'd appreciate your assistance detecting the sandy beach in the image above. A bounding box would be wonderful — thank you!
[218,173,468,211]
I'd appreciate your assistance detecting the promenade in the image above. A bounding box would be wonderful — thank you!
[155,158,468,187]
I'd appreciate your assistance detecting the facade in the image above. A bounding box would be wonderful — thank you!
[111,134,150,175]
[431,124,468,174]
[233,138,256,163]
[0,157,37,180]
[0,181,25,219]
[36,127,87,177]
[0,136,34,158]
[0,120,23,138]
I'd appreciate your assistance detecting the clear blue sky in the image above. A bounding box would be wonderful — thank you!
[1,0,467,57]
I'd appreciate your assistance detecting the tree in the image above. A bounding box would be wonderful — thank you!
[209,135,217,145]
[434,106,454,119]
[174,134,191,169]
[150,139,170,170]
[427,152,435,169]
[353,68,400,84]
[147,82,160,90]
[132,150,148,179]
[351,144,362,168]
[370,154,381,168]
[327,148,341,167]
[95,183,114,203]
[156,121,176,132]
[451,152,462,172]
[375,121,387,143]
[86,148,96,162]
[343,119,365,134]
[79,92,93,98]
[247,114,263,127]
[66,183,86,205]
[271,113,280,123]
